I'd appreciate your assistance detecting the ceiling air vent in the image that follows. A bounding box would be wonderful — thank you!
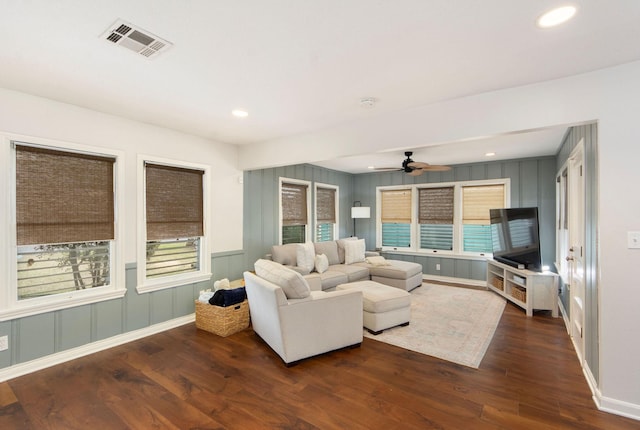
[102,20,172,59]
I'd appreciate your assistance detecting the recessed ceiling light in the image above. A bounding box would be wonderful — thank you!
[536,5,577,28]
[232,109,248,118]
[485,152,496,157]
[367,166,375,170]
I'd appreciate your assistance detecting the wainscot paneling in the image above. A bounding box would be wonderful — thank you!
[0,250,246,373]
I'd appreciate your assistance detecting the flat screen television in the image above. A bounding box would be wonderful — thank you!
[490,207,542,272]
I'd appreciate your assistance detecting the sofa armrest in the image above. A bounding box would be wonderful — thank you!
[278,289,363,362]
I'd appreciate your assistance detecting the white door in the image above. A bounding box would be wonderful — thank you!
[567,142,586,362]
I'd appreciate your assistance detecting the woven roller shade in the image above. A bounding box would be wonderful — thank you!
[462,184,505,225]
[16,144,115,246]
[381,189,411,223]
[316,187,336,223]
[282,182,308,226]
[146,163,204,240]
[418,187,454,224]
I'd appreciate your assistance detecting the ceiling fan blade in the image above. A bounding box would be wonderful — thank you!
[420,165,452,171]
[373,167,402,171]
[407,161,430,169]
[408,168,425,176]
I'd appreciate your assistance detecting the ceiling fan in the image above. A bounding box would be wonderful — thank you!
[374,151,451,176]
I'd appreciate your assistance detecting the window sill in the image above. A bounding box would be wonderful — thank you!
[0,287,127,322]
[381,249,491,261]
[136,272,212,294]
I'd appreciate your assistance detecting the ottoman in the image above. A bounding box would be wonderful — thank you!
[337,280,411,335]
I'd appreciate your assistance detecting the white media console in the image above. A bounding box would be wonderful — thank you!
[486,259,559,317]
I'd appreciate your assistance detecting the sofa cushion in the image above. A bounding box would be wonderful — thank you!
[254,259,311,299]
[329,264,370,282]
[297,242,315,272]
[271,243,298,266]
[314,241,340,265]
[315,253,329,273]
[318,270,349,289]
[337,281,411,313]
[344,239,366,264]
[337,237,358,263]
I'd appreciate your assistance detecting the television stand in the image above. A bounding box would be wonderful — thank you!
[486,259,559,317]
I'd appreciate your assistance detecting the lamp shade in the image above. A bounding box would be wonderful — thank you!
[351,206,371,219]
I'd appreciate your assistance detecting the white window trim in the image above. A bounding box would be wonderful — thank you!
[0,134,126,321]
[136,154,211,294]
[278,177,312,245]
[314,182,339,242]
[376,178,510,257]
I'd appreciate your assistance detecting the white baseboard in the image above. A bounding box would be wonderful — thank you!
[0,314,195,383]
[595,389,640,421]
[558,298,640,422]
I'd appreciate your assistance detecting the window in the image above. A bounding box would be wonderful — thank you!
[418,187,454,251]
[3,138,125,319]
[137,157,210,293]
[315,184,338,242]
[377,179,508,256]
[280,179,311,244]
[461,184,505,253]
[380,189,412,248]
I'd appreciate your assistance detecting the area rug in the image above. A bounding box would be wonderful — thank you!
[364,283,506,368]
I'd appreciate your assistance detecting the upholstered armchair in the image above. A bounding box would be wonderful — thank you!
[243,263,363,365]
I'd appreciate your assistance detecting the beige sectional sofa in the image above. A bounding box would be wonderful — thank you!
[269,238,423,292]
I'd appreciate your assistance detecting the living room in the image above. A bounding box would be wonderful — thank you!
[1,1,640,427]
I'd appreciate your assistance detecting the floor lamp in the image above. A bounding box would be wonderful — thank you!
[351,201,370,238]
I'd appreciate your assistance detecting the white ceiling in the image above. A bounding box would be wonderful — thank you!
[1,1,639,173]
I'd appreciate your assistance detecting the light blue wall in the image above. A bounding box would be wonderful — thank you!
[242,156,557,284]
[242,164,354,270]
[352,157,557,282]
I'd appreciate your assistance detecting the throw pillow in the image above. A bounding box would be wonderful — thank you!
[344,239,366,265]
[296,242,316,272]
[315,253,329,273]
[271,243,298,266]
[254,259,311,299]
[337,237,358,263]
[314,241,340,265]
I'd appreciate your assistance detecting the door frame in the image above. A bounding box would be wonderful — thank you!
[556,138,586,362]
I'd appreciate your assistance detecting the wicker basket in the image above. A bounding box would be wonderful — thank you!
[491,277,504,291]
[511,286,526,303]
[195,299,250,337]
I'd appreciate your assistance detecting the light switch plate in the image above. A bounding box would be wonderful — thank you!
[0,335,8,351]
[628,231,640,249]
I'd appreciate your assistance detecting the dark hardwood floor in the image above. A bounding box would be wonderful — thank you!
[1,300,638,429]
